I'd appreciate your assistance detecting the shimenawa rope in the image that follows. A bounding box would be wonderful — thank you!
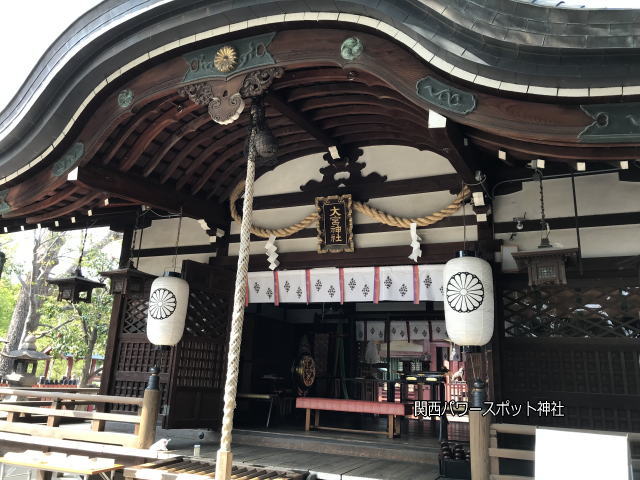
[230,181,471,238]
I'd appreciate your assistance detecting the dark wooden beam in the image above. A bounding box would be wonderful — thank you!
[143,114,211,177]
[220,241,500,271]
[228,214,476,243]
[266,92,336,150]
[494,211,640,234]
[248,173,462,210]
[119,103,200,172]
[0,207,140,233]
[430,122,479,185]
[133,243,217,258]
[468,129,640,161]
[72,165,229,227]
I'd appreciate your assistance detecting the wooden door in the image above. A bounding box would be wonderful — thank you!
[163,260,234,429]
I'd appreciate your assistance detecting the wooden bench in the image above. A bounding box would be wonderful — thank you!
[0,453,124,480]
[295,397,411,439]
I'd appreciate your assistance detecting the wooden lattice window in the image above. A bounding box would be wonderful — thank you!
[502,286,640,338]
[175,339,227,389]
[184,289,229,338]
[121,297,149,333]
[115,338,171,374]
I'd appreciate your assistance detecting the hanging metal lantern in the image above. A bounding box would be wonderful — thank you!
[48,268,106,303]
[443,251,494,346]
[100,263,156,296]
[47,228,104,304]
[147,272,189,346]
[510,171,579,286]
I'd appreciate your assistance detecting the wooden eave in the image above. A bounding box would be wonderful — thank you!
[1,27,639,234]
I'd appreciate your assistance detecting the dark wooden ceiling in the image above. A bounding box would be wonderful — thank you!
[2,27,639,234]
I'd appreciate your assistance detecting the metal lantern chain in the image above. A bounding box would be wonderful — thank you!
[76,227,89,274]
[536,170,551,246]
[171,207,184,272]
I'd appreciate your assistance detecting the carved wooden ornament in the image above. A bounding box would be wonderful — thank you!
[179,76,245,125]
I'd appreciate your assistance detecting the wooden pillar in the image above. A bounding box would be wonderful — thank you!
[118,227,134,268]
[65,356,74,378]
[43,359,51,380]
[469,379,490,480]
[136,367,160,449]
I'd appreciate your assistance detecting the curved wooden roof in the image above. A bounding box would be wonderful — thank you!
[1,26,639,233]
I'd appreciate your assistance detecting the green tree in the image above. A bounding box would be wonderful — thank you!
[0,241,18,337]
[34,231,119,386]
[0,230,65,376]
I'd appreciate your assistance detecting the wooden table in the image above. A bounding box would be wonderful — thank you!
[0,457,123,480]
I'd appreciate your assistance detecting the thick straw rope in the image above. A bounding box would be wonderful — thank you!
[216,127,257,480]
[230,181,471,238]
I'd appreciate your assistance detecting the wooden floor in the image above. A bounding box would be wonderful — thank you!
[163,419,469,479]
[175,444,441,480]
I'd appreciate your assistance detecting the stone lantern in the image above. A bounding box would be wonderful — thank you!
[1,335,50,387]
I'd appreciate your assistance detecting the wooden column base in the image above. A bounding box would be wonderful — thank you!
[215,450,233,480]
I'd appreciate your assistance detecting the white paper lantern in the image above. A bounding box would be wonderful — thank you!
[443,251,494,346]
[147,272,189,346]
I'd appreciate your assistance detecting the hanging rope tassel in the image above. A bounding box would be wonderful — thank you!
[215,111,259,480]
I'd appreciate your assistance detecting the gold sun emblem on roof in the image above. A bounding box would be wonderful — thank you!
[214,45,238,73]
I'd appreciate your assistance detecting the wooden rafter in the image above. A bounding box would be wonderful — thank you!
[430,122,479,185]
[142,114,211,177]
[26,192,104,224]
[265,92,338,151]
[72,165,228,227]
[207,139,323,199]
[100,97,176,166]
[119,103,201,172]
[2,185,83,218]
[190,124,314,196]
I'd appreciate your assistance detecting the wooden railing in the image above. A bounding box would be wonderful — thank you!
[0,370,160,449]
[487,423,640,479]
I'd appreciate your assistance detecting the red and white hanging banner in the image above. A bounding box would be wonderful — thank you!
[342,267,376,302]
[245,264,444,304]
[309,268,341,303]
[246,271,276,303]
[378,265,415,302]
[417,264,444,301]
[277,269,307,303]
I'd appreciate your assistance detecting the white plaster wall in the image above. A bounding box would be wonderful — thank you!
[494,173,640,222]
[230,145,472,256]
[135,217,214,276]
[494,172,640,260]
[140,145,476,267]
[138,217,211,248]
[137,253,213,277]
[253,145,455,196]
[497,224,640,259]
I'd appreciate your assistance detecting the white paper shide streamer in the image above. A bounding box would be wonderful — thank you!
[408,222,422,262]
[265,235,279,270]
